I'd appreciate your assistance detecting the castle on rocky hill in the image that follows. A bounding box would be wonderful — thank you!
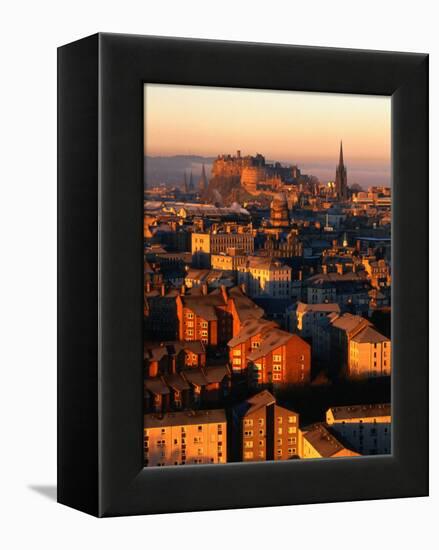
[211,151,301,196]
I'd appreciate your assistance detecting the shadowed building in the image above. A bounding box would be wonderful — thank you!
[326,404,391,455]
[233,390,299,462]
[300,423,360,459]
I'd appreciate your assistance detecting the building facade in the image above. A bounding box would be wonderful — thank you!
[326,404,391,455]
[144,409,227,466]
[237,256,292,299]
[234,391,300,462]
[349,326,391,378]
[246,328,311,385]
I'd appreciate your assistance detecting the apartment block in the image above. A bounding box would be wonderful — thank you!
[144,409,227,467]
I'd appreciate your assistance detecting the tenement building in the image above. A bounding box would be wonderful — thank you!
[237,256,292,299]
[144,409,227,466]
[233,390,299,462]
[245,327,311,385]
[349,325,391,378]
[300,423,360,459]
[326,403,391,455]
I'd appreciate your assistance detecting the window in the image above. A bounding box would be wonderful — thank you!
[273,354,282,362]
[244,441,253,448]
[273,373,281,381]
[277,417,283,424]
[244,430,253,437]
[273,365,282,372]
[277,427,282,435]
[288,416,296,424]
[276,449,282,456]
[259,440,264,446]
[244,419,253,427]
[288,427,296,434]
[233,349,241,356]
[244,451,254,459]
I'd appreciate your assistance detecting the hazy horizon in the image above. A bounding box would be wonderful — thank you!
[144,84,391,187]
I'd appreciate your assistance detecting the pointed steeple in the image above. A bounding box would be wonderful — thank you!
[188,170,194,192]
[335,140,347,200]
[183,171,189,193]
[198,164,207,193]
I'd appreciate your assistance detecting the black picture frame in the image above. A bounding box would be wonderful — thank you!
[58,33,428,517]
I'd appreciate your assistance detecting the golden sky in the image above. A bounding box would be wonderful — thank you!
[144,84,391,185]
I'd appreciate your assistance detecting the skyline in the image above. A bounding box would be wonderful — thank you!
[144,84,391,187]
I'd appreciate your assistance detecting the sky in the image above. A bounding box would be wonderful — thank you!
[144,84,391,187]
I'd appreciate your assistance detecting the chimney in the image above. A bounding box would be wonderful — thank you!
[201,283,208,296]
[237,150,241,158]
[161,283,166,296]
[180,285,186,296]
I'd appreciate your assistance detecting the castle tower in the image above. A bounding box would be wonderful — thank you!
[335,141,348,200]
[270,192,290,228]
[198,164,208,193]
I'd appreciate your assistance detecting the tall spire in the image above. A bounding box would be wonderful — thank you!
[335,140,347,200]
[198,164,207,193]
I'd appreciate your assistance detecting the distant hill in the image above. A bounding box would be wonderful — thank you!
[144,155,214,188]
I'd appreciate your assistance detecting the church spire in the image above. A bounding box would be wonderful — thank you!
[339,140,344,167]
[335,140,347,200]
[198,164,207,193]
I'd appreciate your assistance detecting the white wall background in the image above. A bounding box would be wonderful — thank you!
[0,0,435,547]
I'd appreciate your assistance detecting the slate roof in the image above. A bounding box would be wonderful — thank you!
[144,409,226,429]
[327,403,391,421]
[351,326,389,344]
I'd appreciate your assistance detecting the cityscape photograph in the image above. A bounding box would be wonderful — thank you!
[143,84,392,467]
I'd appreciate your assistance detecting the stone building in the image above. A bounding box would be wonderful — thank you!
[233,390,299,462]
[144,409,227,467]
[326,404,391,455]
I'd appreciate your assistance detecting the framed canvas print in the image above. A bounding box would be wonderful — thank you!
[58,33,428,517]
